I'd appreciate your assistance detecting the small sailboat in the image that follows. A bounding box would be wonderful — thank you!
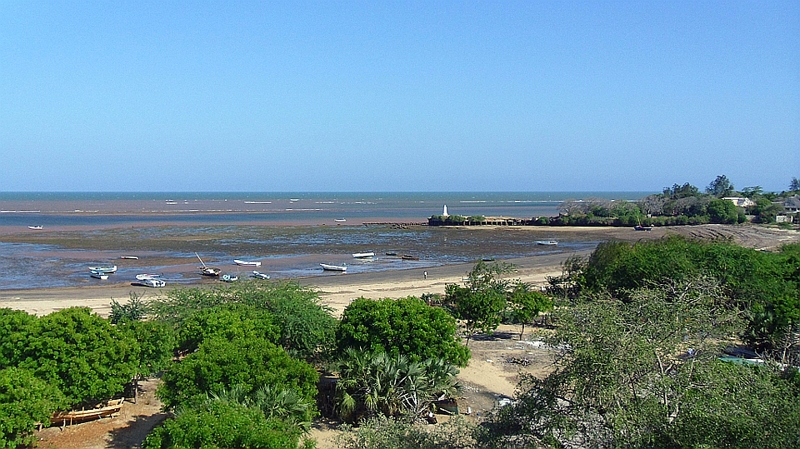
[196,253,221,277]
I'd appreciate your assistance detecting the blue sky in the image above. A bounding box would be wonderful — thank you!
[1,1,797,192]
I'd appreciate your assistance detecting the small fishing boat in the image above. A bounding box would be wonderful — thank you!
[634,225,653,231]
[401,254,419,261]
[352,252,375,258]
[28,225,43,230]
[252,271,270,280]
[196,253,221,277]
[385,251,398,256]
[221,274,238,282]
[52,398,125,426]
[234,259,262,267]
[334,218,347,222]
[135,274,161,281]
[536,240,558,246]
[90,270,109,280]
[141,278,166,288]
[120,255,138,259]
[320,263,347,272]
[88,265,117,273]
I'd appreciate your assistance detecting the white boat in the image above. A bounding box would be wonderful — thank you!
[234,259,262,267]
[141,278,165,288]
[536,240,558,246]
[320,263,347,272]
[221,274,238,282]
[252,271,270,280]
[90,270,108,280]
[135,274,161,281]
[352,252,375,258]
[120,255,138,260]
[334,218,347,222]
[28,225,43,230]
[88,265,117,273]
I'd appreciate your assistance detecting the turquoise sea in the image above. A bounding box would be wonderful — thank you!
[0,192,651,290]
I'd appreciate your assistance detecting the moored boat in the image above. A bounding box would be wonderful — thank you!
[88,265,117,273]
[352,252,375,258]
[141,278,166,288]
[196,253,221,277]
[234,259,262,267]
[90,270,109,280]
[401,254,419,261]
[320,263,347,272]
[252,271,270,280]
[28,225,43,230]
[135,274,161,281]
[535,240,558,246]
[120,255,138,259]
[221,274,238,282]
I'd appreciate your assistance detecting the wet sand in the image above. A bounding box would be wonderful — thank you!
[0,252,582,317]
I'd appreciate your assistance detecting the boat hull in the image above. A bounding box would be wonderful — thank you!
[320,263,347,272]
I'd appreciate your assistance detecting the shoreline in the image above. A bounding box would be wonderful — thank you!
[0,253,582,317]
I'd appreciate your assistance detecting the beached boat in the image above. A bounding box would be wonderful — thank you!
[352,252,375,258]
[385,251,398,256]
[634,225,653,231]
[90,270,109,280]
[135,274,160,281]
[88,265,117,273]
[141,278,166,288]
[120,255,138,259]
[334,218,347,222]
[252,271,270,280]
[320,263,347,272]
[221,274,238,282]
[234,259,262,267]
[196,253,221,277]
[28,225,43,230]
[52,398,125,427]
[535,240,558,246]
[401,254,419,261]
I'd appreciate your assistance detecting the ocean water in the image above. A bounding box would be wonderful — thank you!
[0,192,650,290]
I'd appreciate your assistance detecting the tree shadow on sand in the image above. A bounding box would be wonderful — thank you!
[105,412,169,449]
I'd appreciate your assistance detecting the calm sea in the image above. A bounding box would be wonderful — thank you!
[0,192,650,290]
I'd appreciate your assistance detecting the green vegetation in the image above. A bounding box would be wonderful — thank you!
[336,415,477,449]
[0,367,67,448]
[429,176,800,227]
[337,296,470,367]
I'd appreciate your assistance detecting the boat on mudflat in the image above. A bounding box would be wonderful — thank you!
[135,274,161,281]
[401,254,419,261]
[221,274,238,282]
[352,252,375,258]
[320,263,347,272]
[234,259,262,267]
[536,240,558,246]
[252,271,270,280]
[141,278,166,288]
[89,265,117,273]
[28,225,43,230]
[196,253,221,277]
[90,270,109,280]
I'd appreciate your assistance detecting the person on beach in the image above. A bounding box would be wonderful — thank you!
[423,271,428,280]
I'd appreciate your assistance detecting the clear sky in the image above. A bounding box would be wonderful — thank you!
[1,1,797,192]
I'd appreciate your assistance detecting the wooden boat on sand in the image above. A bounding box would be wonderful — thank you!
[52,398,125,427]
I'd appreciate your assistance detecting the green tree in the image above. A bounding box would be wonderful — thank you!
[0,367,67,448]
[707,174,735,197]
[445,261,514,345]
[19,307,138,407]
[109,292,150,324]
[707,198,739,224]
[0,308,36,369]
[142,400,308,449]
[119,319,177,403]
[507,283,553,340]
[157,336,318,410]
[177,304,278,354]
[790,177,800,192]
[337,297,470,367]
[479,278,798,448]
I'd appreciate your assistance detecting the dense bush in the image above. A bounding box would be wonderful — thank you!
[142,400,309,449]
[0,367,67,448]
[18,307,138,407]
[336,297,470,367]
[157,336,318,410]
